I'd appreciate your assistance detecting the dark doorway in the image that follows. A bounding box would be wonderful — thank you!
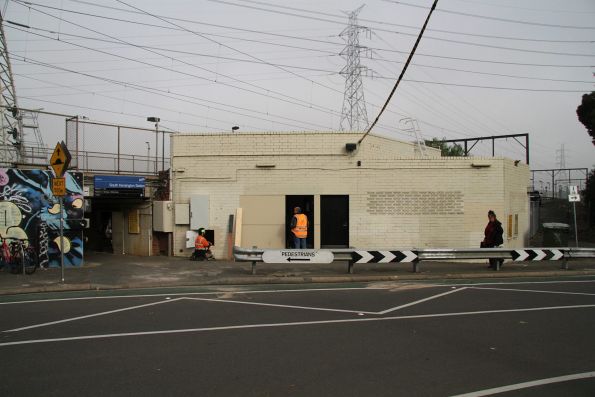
[285,195,314,248]
[321,195,349,248]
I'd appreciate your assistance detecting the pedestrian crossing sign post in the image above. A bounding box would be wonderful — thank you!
[50,141,71,177]
[49,141,71,284]
[568,186,579,247]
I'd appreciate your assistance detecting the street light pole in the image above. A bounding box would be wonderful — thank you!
[145,141,150,173]
[147,117,160,173]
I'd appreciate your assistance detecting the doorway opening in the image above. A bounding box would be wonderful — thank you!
[321,195,349,248]
[285,195,314,248]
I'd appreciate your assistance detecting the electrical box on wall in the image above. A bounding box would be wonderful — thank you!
[175,203,190,225]
[153,201,173,232]
[190,195,210,230]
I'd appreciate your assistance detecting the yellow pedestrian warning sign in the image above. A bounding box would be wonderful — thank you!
[50,141,71,177]
[52,177,66,196]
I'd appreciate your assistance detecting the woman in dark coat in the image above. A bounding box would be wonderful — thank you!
[482,210,504,269]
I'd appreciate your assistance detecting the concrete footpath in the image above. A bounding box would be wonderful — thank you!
[1,252,595,295]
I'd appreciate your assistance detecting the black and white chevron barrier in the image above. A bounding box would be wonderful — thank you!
[352,250,418,264]
[511,249,564,262]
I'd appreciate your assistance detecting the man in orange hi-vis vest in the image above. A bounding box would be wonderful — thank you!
[192,228,214,261]
[290,206,308,249]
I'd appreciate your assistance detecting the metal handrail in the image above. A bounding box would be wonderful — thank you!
[233,246,595,275]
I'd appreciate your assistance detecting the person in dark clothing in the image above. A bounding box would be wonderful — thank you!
[481,210,504,269]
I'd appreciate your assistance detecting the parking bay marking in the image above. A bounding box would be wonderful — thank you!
[449,370,595,397]
[2,304,595,347]
[3,298,185,333]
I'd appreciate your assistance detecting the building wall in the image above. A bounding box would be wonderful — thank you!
[171,132,530,258]
[0,169,84,267]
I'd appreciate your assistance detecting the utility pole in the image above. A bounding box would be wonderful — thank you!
[339,5,370,132]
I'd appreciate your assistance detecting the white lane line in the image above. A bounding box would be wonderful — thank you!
[376,287,467,315]
[0,287,387,306]
[470,286,595,297]
[449,370,595,397]
[2,303,594,347]
[3,298,185,333]
[181,297,377,315]
[432,279,595,287]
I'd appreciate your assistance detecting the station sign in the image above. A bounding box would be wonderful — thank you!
[94,175,146,198]
[262,249,334,264]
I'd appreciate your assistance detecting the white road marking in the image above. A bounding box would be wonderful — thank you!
[432,279,595,288]
[3,298,185,333]
[376,287,467,315]
[181,297,377,315]
[0,287,386,306]
[470,286,595,297]
[2,303,594,347]
[449,370,595,397]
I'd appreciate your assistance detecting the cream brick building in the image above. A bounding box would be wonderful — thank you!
[170,131,530,258]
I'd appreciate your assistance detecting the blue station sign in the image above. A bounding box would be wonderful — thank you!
[94,175,146,189]
[94,175,146,198]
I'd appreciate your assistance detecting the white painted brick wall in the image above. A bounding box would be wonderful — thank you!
[171,132,529,258]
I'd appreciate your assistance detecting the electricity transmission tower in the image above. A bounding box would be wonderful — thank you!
[400,117,428,158]
[0,8,22,165]
[339,5,369,132]
[0,8,45,166]
[555,144,567,169]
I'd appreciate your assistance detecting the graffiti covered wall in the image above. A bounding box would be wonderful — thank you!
[0,169,84,267]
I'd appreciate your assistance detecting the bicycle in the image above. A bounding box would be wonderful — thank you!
[0,237,38,275]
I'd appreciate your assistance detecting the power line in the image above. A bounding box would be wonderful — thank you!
[359,0,439,144]
[231,0,595,43]
[5,26,412,139]
[208,0,595,56]
[14,75,271,131]
[11,2,594,68]
[10,52,337,131]
[383,0,595,30]
[366,56,594,84]
[113,0,351,115]
[11,25,592,96]
[8,3,347,121]
[11,23,593,85]
[400,79,590,93]
[447,0,595,14]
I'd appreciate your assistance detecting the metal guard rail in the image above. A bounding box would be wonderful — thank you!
[233,246,595,274]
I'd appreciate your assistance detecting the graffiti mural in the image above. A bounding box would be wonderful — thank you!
[0,169,84,267]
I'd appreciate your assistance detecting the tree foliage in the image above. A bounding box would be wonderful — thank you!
[425,138,465,157]
[576,91,595,145]
[585,168,595,227]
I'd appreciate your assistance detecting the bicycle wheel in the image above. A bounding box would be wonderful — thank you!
[24,248,37,275]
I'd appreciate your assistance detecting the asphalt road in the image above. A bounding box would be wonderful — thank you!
[1,278,595,396]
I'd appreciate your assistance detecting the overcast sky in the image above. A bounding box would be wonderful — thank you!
[3,0,594,183]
